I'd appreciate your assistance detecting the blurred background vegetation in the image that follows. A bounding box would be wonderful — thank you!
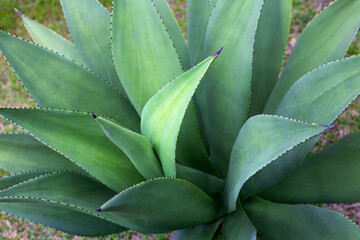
[0,0,359,239]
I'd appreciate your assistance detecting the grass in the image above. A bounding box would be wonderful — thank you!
[0,0,359,239]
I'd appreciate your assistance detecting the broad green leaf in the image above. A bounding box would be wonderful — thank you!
[141,53,220,177]
[249,0,292,116]
[198,0,263,176]
[0,134,82,173]
[0,170,51,190]
[99,178,218,233]
[95,116,164,179]
[16,10,85,65]
[174,219,222,240]
[0,198,124,236]
[225,115,330,212]
[0,171,125,236]
[264,0,360,113]
[0,108,144,192]
[259,131,360,204]
[60,0,124,92]
[217,207,256,240]
[112,0,183,114]
[176,163,224,198]
[0,30,139,132]
[176,102,218,176]
[187,0,218,66]
[244,197,360,240]
[153,0,190,70]
[243,54,360,197]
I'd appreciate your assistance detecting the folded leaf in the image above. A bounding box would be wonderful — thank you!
[198,0,263,176]
[99,178,218,233]
[244,197,360,240]
[216,207,256,240]
[141,52,220,177]
[17,9,85,65]
[174,219,222,240]
[60,0,123,92]
[265,0,360,113]
[95,116,164,179]
[187,0,218,66]
[243,54,360,196]
[112,0,183,114]
[259,131,360,204]
[0,133,82,173]
[225,115,331,212]
[0,171,125,236]
[0,30,139,132]
[0,108,144,192]
[153,0,190,70]
[249,0,292,116]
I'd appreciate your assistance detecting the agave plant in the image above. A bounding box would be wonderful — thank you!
[0,0,360,239]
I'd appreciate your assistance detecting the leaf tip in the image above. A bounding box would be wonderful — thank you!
[212,47,223,58]
[92,113,97,120]
[14,8,23,17]
[96,207,102,212]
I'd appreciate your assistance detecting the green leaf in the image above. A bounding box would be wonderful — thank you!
[112,0,183,114]
[0,198,124,236]
[249,0,292,116]
[0,108,144,192]
[242,54,360,197]
[17,10,85,65]
[0,170,51,190]
[186,0,218,66]
[217,207,256,240]
[259,131,360,204]
[95,116,164,179]
[99,178,218,233]
[244,197,360,240]
[0,171,125,236]
[264,0,360,113]
[174,219,222,240]
[0,30,139,132]
[176,102,218,176]
[176,163,224,198]
[60,0,123,92]
[225,115,330,212]
[197,0,263,176]
[141,53,220,177]
[153,0,190,70]
[0,133,82,174]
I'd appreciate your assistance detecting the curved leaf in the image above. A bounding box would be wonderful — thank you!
[153,0,190,70]
[141,52,220,177]
[0,133,82,173]
[225,115,330,212]
[0,30,139,132]
[259,131,360,204]
[99,178,218,233]
[60,0,123,92]
[0,198,124,236]
[174,219,222,240]
[244,197,360,240]
[217,207,256,240]
[95,116,164,179]
[265,0,360,113]
[17,10,85,65]
[249,0,292,116]
[187,0,218,66]
[176,163,223,198]
[243,54,360,196]
[112,0,183,114]
[0,108,144,192]
[198,0,263,176]
[0,170,51,191]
